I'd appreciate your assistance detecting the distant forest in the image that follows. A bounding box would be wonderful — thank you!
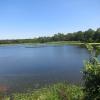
[0,28,100,44]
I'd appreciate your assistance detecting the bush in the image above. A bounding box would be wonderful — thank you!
[83,44,100,100]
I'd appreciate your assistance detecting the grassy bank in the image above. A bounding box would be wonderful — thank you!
[0,41,82,45]
[0,41,100,46]
[47,41,83,45]
[4,83,83,100]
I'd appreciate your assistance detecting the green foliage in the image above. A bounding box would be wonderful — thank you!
[83,44,100,100]
[4,83,83,100]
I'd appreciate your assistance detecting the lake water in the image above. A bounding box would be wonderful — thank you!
[0,44,90,92]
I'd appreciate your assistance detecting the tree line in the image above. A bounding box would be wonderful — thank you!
[0,28,100,44]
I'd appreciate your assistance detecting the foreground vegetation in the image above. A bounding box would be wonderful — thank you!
[4,83,83,100]
[83,44,100,99]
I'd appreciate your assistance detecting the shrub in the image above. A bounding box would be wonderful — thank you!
[83,44,100,100]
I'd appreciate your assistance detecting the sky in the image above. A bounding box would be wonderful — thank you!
[0,0,100,39]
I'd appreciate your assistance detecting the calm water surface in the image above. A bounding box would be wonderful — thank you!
[0,44,89,92]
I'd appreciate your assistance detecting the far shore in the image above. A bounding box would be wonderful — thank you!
[0,41,100,46]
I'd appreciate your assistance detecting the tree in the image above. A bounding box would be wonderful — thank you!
[93,28,100,42]
[74,31,83,41]
[83,29,95,42]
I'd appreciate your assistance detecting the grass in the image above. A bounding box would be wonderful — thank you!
[0,41,81,47]
[0,41,100,46]
[3,83,84,100]
[46,41,83,45]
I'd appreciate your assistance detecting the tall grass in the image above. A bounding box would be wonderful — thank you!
[4,83,83,100]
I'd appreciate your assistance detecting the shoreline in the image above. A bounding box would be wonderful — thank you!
[0,41,100,46]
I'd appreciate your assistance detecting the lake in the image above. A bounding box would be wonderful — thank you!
[0,44,90,92]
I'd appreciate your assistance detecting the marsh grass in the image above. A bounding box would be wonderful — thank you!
[3,83,83,100]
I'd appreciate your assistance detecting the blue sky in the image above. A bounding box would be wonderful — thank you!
[0,0,100,39]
